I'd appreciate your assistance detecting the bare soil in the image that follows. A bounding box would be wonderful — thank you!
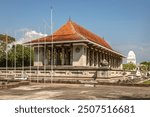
[0,83,150,100]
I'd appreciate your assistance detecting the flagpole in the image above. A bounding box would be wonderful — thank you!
[44,23,47,85]
[14,32,16,78]
[22,32,24,78]
[30,29,32,82]
[5,34,8,79]
[50,7,53,84]
[37,27,40,83]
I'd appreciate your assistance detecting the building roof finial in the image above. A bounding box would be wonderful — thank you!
[69,16,71,21]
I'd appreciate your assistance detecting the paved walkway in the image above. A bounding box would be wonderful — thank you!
[0,83,150,99]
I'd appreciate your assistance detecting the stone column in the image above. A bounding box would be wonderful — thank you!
[50,48,53,65]
[119,58,121,68]
[103,52,106,61]
[106,54,108,63]
[109,55,111,68]
[110,55,112,67]
[70,46,73,65]
[58,48,61,65]
[108,54,110,66]
[87,48,90,66]
[119,58,123,69]
[54,48,57,65]
[99,51,102,67]
[47,48,51,65]
[112,56,114,68]
[119,58,121,69]
[89,49,92,66]
[65,48,68,65]
[101,52,103,62]
[98,52,100,67]
[103,53,106,64]
[117,57,119,69]
[92,50,94,67]
[114,57,116,68]
[88,49,90,66]
[111,56,113,68]
[116,57,118,68]
[118,58,120,69]
[105,53,107,61]
[39,47,44,66]
[116,57,118,69]
[33,47,37,66]
[96,51,98,67]
[61,47,65,65]
[113,57,115,68]
[107,54,109,64]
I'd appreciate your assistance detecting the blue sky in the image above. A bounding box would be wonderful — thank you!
[0,0,150,63]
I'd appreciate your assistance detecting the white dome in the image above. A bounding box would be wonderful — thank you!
[127,51,136,64]
[127,51,136,59]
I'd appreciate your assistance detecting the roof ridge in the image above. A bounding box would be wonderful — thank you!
[68,20,76,34]
[73,21,102,39]
[70,20,87,40]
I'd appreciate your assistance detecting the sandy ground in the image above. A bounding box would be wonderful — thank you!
[0,83,150,100]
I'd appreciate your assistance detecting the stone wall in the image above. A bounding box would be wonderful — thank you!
[72,43,87,66]
[0,67,123,81]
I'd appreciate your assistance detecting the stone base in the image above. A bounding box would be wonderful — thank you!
[97,70,123,78]
[34,62,43,66]
[0,66,123,81]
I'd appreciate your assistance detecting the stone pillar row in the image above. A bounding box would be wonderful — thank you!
[47,46,73,65]
[87,47,122,69]
[35,45,122,68]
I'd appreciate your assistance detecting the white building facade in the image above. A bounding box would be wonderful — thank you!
[127,51,136,64]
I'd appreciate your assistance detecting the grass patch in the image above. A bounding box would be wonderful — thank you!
[143,80,150,84]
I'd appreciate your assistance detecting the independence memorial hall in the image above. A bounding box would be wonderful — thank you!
[25,20,125,81]
[0,20,125,82]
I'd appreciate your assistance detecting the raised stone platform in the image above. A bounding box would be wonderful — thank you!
[0,66,123,82]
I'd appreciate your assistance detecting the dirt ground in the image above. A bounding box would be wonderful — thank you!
[0,83,150,100]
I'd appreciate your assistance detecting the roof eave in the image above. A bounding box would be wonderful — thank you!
[86,40,125,57]
[24,39,125,57]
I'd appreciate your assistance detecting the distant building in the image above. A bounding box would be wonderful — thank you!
[127,51,136,64]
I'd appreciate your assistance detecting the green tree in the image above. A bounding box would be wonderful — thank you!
[140,61,150,71]
[0,34,15,43]
[0,43,6,52]
[0,44,34,67]
[0,34,34,67]
[0,49,6,67]
[8,44,34,67]
[123,63,136,71]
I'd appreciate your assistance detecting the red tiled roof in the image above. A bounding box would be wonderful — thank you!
[29,20,112,50]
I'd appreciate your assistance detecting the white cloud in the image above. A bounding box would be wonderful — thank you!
[16,30,48,44]
[25,30,47,40]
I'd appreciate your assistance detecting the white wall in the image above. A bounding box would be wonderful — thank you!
[72,44,87,66]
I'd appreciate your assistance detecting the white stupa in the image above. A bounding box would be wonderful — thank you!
[127,51,136,64]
